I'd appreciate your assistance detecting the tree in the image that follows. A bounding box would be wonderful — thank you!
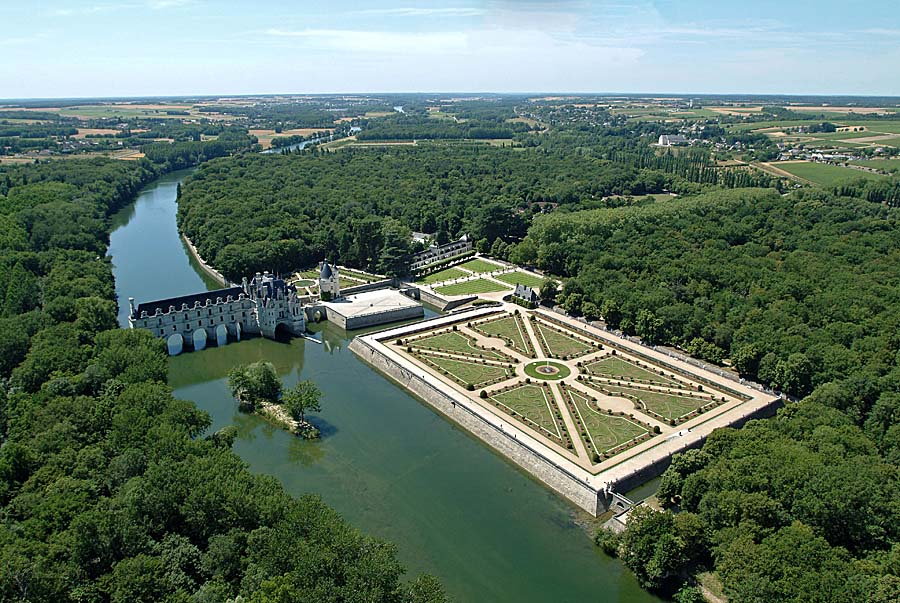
[282,379,322,425]
[227,362,281,410]
[376,218,412,277]
[539,279,558,304]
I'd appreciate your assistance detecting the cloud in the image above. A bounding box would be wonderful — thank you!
[48,0,195,16]
[265,28,469,54]
[353,7,485,18]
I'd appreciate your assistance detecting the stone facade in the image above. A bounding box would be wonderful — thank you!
[129,271,306,355]
[318,260,340,300]
[410,234,472,271]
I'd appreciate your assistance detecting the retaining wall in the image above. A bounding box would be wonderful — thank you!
[181,234,228,287]
[350,337,607,516]
[341,279,395,296]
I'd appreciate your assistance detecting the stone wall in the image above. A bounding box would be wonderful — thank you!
[341,279,395,296]
[402,286,476,311]
[350,337,606,516]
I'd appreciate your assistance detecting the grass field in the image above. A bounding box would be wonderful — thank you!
[851,158,900,173]
[588,382,707,422]
[533,321,594,358]
[567,389,649,456]
[472,315,532,356]
[418,266,468,285]
[409,331,507,360]
[491,385,566,441]
[458,258,505,273]
[494,270,548,289]
[585,356,681,387]
[775,161,886,186]
[418,354,512,388]
[435,278,509,296]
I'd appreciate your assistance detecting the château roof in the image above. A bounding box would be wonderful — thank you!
[320,261,334,279]
[132,286,244,318]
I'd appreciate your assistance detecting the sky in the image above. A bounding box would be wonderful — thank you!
[3,0,899,98]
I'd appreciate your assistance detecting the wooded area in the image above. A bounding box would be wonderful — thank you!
[0,157,443,602]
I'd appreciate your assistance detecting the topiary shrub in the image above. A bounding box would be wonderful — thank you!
[479,390,487,398]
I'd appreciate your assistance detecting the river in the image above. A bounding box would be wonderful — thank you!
[107,169,659,603]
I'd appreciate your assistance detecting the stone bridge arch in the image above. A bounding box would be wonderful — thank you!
[167,333,184,356]
[192,327,208,351]
[215,324,228,347]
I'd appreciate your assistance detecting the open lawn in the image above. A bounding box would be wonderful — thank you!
[408,331,508,360]
[586,382,708,422]
[418,266,468,285]
[533,321,595,358]
[775,161,886,186]
[417,353,512,388]
[585,355,682,387]
[435,278,509,296]
[472,315,533,357]
[491,385,567,441]
[458,258,506,273]
[494,270,548,290]
[566,389,649,456]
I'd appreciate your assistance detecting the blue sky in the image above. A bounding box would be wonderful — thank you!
[3,0,899,98]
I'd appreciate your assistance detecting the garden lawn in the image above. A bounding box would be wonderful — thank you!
[458,258,506,273]
[534,321,594,358]
[418,266,468,285]
[494,270,548,289]
[587,382,707,422]
[472,315,533,356]
[435,278,509,296]
[567,389,648,455]
[418,353,512,388]
[491,385,567,441]
[409,330,508,360]
[585,355,682,387]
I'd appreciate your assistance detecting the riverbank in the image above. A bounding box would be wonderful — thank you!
[180,232,228,287]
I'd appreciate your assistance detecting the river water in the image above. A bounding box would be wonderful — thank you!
[107,170,658,603]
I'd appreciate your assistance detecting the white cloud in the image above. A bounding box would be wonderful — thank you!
[354,7,485,18]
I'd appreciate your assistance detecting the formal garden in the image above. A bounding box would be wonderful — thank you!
[389,308,741,471]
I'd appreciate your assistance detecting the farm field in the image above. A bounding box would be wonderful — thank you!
[494,270,548,289]
[852,158,900,172]
[458,258,506,273]
[249,128,332,149]
[775,161,886,186]
[435,278,509,296]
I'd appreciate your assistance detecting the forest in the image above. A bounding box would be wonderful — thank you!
[176,130,900,601]
[0,157,443,602]
[175,146,692,280]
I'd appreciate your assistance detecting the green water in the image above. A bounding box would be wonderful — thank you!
[108,171,659,602]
